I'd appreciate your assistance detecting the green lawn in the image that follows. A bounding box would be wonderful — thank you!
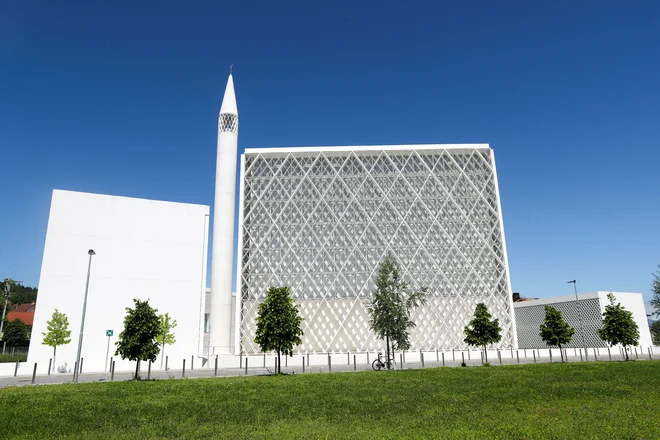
[1,361,659,439]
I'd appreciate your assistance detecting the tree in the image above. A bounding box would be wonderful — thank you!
[651,265,660,318]
[650,320,660,345]
[3,319,30,347]
[596,293,640,360]
[156,313,177,369]
[539,305,575,362]
[41,309,72,373]
[115,299,161,379]
[464,303,502,362]
[368,255,428,368]
[254,286,304,374]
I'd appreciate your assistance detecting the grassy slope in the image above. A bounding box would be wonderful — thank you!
[1,361,659,439]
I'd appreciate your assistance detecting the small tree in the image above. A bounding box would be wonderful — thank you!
[464,303,502,362]
[596,293,640,360]
[3,319,30,347]
[368,255,428,367]
[42,309,72,373]
[254,286,304,374]
[651,265,660,319]
[539,305,575,362]
[115,299,161,379]
[156,313,177,369]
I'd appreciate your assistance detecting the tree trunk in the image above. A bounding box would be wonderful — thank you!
[135,360,140,380]
[160,344,165,369]
[483,345,488,362]
[53,346,57,373]
[559,344,563,362]
[385,334,390,369]
[625,346,629,361]
[277,349,281,374]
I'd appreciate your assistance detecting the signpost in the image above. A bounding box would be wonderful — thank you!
[105,330,113,372]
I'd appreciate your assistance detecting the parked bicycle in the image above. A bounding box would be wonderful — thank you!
[372,352,395,371]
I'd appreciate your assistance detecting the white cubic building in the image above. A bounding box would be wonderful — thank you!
[27,190,210,373]
[236,145,517,354]
[514,292,653,349]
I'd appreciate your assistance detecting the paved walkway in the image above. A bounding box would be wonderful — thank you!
[1,349,658,388]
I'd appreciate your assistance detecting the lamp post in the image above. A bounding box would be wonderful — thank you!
[73,249,95,383]
[567,280,588,361]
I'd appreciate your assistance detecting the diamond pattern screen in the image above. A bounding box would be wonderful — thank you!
[515,298,607,348]
[238,146,515,353]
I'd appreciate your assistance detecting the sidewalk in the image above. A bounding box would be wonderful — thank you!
[1,348,658,388]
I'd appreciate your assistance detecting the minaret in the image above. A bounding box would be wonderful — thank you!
[209,69,238,354]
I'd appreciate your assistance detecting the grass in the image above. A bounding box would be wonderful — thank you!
[1,361,659,439]
[0,352,27,363]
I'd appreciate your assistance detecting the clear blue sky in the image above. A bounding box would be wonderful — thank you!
[1,1,659,305]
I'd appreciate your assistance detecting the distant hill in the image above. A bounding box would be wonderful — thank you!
[0,280,38,305]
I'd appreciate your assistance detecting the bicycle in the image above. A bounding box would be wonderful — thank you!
[372,352,396,371]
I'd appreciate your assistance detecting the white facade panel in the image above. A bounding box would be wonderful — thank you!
[514,291,653,349]
[27,190,210,373]
[237,145,515,353]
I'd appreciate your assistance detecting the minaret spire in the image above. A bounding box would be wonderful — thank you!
[209,72,239,354]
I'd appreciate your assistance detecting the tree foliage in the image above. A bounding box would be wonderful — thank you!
[596,293,640,360]
[115,299,161,378]
[3,319,30,347]
[464,303,502,361]
[255,286,304,374]
[0,279,38,305]
[651,265,660,318]
[539,305,575,361]
[650,320,660,345]
[156,313,177,369]
[368,255,428,365]
[42,309,71,373]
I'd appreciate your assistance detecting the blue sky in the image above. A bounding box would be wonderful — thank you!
[1,1,659,306]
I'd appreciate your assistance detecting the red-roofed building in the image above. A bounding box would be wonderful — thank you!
[7,303,36,326]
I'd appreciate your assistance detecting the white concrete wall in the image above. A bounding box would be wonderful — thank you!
[598,292,653,348]
[26,190,209,374]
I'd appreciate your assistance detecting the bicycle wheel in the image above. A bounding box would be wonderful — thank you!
[372,359,382,371]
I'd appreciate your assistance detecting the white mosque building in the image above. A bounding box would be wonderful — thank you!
[23,72,651,374]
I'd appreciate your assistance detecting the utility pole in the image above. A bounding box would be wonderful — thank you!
[1,279,19,341]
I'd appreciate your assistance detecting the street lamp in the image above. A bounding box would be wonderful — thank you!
[567,280,588,361]
[73,249,95,383]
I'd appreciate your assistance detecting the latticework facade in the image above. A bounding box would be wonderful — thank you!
[236,145,516,353]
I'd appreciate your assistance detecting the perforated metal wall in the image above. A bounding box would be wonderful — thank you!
[238,146,515,353]
[515,298,606,348]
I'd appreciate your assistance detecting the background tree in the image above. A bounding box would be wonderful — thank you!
[464,303,502,362]
[368,255,428,367]
[254,286,304,374]
[156,313,177,369]
[596,293,640,360]
[41,309,71,373]
[539,305,575,362]
[0,279,38,306]
[651,265,660,318]
[3,319,30,347]
[650,320,660,345]
[115,299,161,379]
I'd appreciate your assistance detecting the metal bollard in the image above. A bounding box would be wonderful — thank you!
[240,352,242,369]
[550,350,553,363]
[165,356,168,371]
[110,357,113,372]
[79,357,83,374]
[403,350,406,363]
[245,357,248,375]
[48,358,52,376]
[263,353,266,368]
[354,355,356,371]
[215,355,218,377]
[307,352,310,366]
[400,353,403,367]
[516,351,519,364]
[275,358,278,373]
[285,355,288,367]
[348,352,350,365]
[436,349,439,362]
[524,348,527,358]
[579,349,583,362]
[481,351,484,365]
[649,348,653,360]
[498,350,502,365]
[148,361,152,380]
[182,359,186,378]
[462,352,465,365]
[31,363,37,384]
[302,356,305,374]
[367,352,369,364]
[442,352,445,366]
[191,355,194,370]
[421,352,425,367]
[468,350,471,360]
[634,347,638,359]
[111,361,115,381]
[510,347,513,358]
[533,351,536,363]
[608,347,611,361]
[72,361,77,381]
[328,354,331,372]
[452,349,455,361]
